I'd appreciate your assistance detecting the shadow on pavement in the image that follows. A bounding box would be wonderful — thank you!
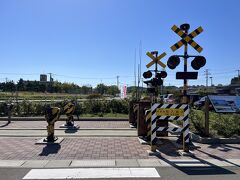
[224,144,240,151]
[64,128,79,134]
[159,156,236,175]
[208,144,232,152]
[0,121,10,128]
[176,166,236,175]
[39,144,61,156]
[196,148,240,168]
[155,139,182,158]
[153,139,236,175]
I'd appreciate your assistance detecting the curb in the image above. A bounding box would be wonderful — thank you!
[191,132,240,144]
[169,122,240,144]
[0,159,239,168]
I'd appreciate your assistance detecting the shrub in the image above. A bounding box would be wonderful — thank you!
[0,99,130,117]
[86,94,103,99]
[190,110,240,138]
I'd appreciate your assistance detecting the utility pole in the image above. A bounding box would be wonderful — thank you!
[236,69,240,78]
[204,69,210,89]
[116,76,119,89]
[210,76,213,86]
[139,40,142,97]
[134,49,137,87]
[49,73,53,82]
[137,64,140,100]
[48,73,54,93]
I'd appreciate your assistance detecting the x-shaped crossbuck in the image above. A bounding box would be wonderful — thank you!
[146,52,166,68]
[170,25,203,53]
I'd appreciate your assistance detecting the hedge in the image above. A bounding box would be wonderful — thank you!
[0,99,129,117]
[190,110,240,138]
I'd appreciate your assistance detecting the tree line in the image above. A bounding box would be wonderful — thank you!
[0,78,120,96]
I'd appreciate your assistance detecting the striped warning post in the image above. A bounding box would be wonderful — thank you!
[133,104,138,113]
[157,127,182,133]
[145,109,151,142]
[151,103,189,152]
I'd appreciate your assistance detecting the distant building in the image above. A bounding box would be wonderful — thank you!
[40,74,47,82]
[216,76,240,95]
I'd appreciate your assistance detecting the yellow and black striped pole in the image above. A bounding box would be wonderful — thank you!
[63,102,76,127]
[44,106,60,142]
[145,109,151,142]
[182,24,190,152]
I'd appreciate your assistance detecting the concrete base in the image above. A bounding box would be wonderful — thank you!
[178,150,195,157]
[35,137,64,144]
[147,150,161,156]
[59,124,80,129]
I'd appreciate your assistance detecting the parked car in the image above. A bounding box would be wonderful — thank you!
[160,94,175,104]
[193,96,213,110]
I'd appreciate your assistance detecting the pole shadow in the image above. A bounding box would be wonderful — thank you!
[64,127,79,134]
[153,139,236,175]
[0,121,10,128]
[158,155,236,176]
[39,143,61,156]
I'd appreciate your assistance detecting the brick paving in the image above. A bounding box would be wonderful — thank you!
[0,120,130,129]
[0,137,239,161]
[0,137,150,160]
[156,140,240,160]
[192,143,240,159]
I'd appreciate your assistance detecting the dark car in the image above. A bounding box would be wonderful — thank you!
[193,96,213,110]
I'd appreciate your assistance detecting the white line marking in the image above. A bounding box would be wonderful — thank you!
[23,168,160,179]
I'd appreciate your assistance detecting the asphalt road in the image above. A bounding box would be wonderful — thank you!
[1,166,239,180]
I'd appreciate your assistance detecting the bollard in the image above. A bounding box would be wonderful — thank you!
[137,101,151,137]
[44,106,60,142]
[4,103,14,124]
[63,102,76,127]
[129,100,137,126]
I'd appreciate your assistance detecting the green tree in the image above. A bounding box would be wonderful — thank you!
[17,78,25,91]
[107,85,120,96]
[96,83,108,95]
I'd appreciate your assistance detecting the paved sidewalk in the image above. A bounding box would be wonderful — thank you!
[0,137,149,160]
[0,137,239,161]
[0,120,130,129]
[0,129,137,137]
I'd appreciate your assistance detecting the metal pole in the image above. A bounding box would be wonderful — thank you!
[204,96,210,136]
[210,77,213,86]
[182,25,189,152]
[154,52,158,103]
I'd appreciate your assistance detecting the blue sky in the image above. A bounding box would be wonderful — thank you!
[0,0,240,87]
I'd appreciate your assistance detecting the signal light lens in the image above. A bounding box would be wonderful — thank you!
[167,56,180,69]
[160,71,167,78]
[156,71,167,79]
[191,56,206,70]
[143,70,152,79]
[152,78,163,86]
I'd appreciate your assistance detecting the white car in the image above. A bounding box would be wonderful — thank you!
[160,94,175,104]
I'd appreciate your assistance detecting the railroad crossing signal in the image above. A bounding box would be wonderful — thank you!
[170,25,203,53]
[146,52,166,68]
